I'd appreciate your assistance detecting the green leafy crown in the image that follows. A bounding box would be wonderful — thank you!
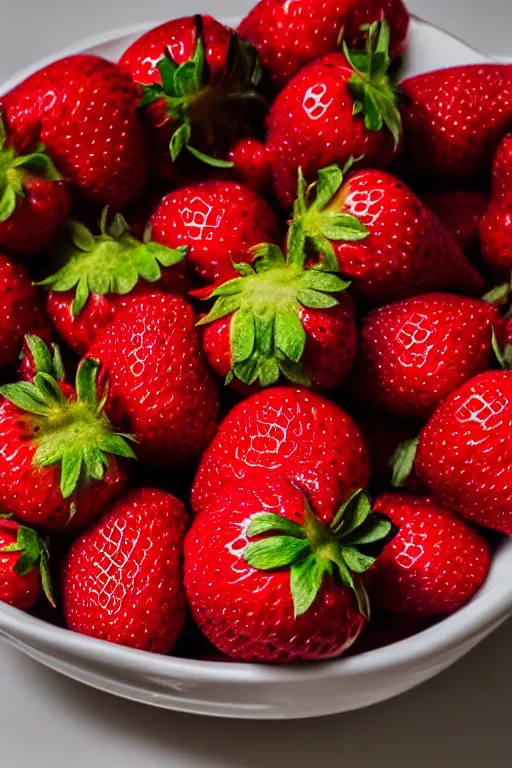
[1,521,55,606]
[21,334,65,381]
[38,208,187,316]
[0,354,136,501]
[243,489,396,619]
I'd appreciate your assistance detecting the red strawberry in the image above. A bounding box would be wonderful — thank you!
[150,180,281,282]
[62,488,187,653]
[0,357,133,531]
[191,386,369,521]
[421,189,489,253]
[227,138,272,192]
[400,64,512,180]
[480,134,512,276]
[0,253,50,371]
[185,474,393,662]
[351,293,501,419]
[1,55,148,208]
[0,518,54,611]
[197,243,356,391]
[290,164,484,303]
[89,293,219,468]
[39,211,187,354]
[238,0,409,89]
[0,118,70,256]
[267,22,402,209]
[415,371,512,534]
[119,15,264,175]
[372,493,490,618]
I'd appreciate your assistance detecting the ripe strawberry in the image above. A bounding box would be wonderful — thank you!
[400,64,512,180]
[0,357,133,531]
[197,243,356,391]
[0,253,50,371]
[415,371,512,534]
[238,0,409,89]
[119,15,264,174]
[267,22,402,209]
[39,210,186,355]
[0,118,70,256]
[227,138,272,192]
[372,493,490,618]
[421,189,489,253]
[62,488,187,653]
[89,293,219,468]
[351,293,501,419]
[191,386,369,521]
[1,55,148,208]
[150,180,280,282]
[290,164,484,303]
[185,474,393,662]
[480,134,512,276]
[0,518,54,611]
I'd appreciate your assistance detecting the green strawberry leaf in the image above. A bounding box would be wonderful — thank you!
[186,145,235,168]
[331,489,372,536]
[244,536,310,570]
[170,122,192,162]
[297,289,339,309]
[231,308,256,363]
[290,554,327,618]
[277,357,311,387]
[274,311,306,363]
[319,212,369,242]
[0,184,16,223]
[391,437,419,488]
[246,513,305,539]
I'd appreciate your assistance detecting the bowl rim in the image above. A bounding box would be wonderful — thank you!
[0,14,510,689]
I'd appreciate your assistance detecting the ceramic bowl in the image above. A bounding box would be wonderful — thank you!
[0,14,509,720]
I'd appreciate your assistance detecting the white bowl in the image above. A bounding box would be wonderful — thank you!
[0,14,508,720]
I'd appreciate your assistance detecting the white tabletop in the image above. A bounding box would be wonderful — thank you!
[2,1,512,764]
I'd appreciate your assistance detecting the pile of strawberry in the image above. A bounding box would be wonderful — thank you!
[1,0,512,665]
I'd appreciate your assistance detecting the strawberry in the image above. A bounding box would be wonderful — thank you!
[39,210,187,355]
[414,371,512,535]
[421,189,489,253]
[1,55,148,208]
[372,493,490,618]
[227,138,272,192]
[89,293,219,468]
[289,164,484,303]
[150,180,281,282]
[400,64,512,180]
[0,117,70,256]
[0,356,133,531]
[0,253,50,371]
[351,293,501,420]
[191,386,369,521]
[197,243,356,391]
[0,518,54,611]
[119,15,264,174]
[266,21,402,209]
[480,134,512,276]
[238,0,409,89]
[185,474,393,662]
[62,488,187,653]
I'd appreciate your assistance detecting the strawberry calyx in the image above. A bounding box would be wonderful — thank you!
[289,163,370,269]
[138,15,263,168]
[196,242,350,387]
[343,20,402,147]
[391,437,419,488]
[0,357,136,501]
[21,335,65,381]
[38,208,187,316]
[1,523,55,607]
[243,489,395,619]
[0,116,62,223]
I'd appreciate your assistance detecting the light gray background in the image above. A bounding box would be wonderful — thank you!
[1,1,512,765]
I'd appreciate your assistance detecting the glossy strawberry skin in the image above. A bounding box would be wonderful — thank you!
[400,64,512,180]
[421,189,489,252]
[89,293,219,468]
[62,488,187,653]
[227,138,273,193]
[238,0,409,89]
[0,177,70,256]
[200,295,357,392]
[351,293,501,420]
[0,519,42,611]
[267,54,397,209]
[192,387,369,522]
[150,181,281,282]
[1,55,148,209]
[416,372,512,535]
[328,170,484,303]
[0,253,51,371]
[480,134,512,276]
[372,493,490,618]
[185,474,365,662]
